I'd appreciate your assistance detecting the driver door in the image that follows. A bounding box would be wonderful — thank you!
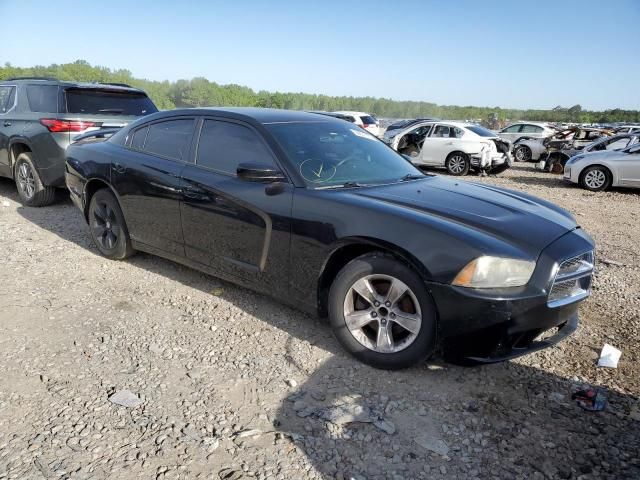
[180,118,294,294]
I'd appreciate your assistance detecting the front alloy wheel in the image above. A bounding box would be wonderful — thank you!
[329,253,437,369]
[343,274,421,353]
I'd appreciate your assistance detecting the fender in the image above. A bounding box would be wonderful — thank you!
[7,136,38,177]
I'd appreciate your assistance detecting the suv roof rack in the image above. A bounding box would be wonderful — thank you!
[98,82,133,88]
[6,76,58,81]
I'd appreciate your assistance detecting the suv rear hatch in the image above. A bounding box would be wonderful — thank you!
[42,86,158,142]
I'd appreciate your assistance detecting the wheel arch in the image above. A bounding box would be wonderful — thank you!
[316,237,432,317]
[8,139,35,177]
[83,178,123,221]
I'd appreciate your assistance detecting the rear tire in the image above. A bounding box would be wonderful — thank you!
[14,153,56,207]
[514,145,532,162]
[88,189,134,260]
[445,152,470,176]
[328,253,437,369]
[579,166,611,192]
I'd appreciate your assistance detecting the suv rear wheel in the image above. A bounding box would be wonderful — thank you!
[14,152,56,207]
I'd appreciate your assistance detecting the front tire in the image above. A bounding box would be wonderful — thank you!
[445,152,470,176]
[328,253,437,369]
[579,166,611,192]
[14,153,56,207]
[88,189,134,260]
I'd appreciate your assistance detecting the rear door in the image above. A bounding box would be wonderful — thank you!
[180,117,293,293]
[618,145,640,186]
[420,124,455,165]
[111,117,194,255]
[0,85,17,177]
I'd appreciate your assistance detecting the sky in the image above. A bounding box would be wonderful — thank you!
[2,0,639,111]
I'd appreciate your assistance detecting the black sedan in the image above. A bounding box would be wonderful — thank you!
[65,108,595,369]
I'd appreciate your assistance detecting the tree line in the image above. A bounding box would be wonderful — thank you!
[2,60,638,124]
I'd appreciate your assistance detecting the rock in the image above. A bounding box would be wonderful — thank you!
[108,389,143,408]
[284,378,298,388]
[235,429,263,438]
[148,343,164,354]
[373,418,396,435]
[414,435,449,456]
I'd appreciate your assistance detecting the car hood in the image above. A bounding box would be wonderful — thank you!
[352,176,577,256]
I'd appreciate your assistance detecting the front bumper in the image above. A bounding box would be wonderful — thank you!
[427,228,594,362]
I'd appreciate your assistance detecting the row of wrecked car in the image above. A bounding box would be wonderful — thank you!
[381,118,640,192]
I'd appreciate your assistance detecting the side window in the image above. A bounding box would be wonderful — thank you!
[196,119,275,175]
[143,119,195,161]
[521,124,543,133]
[26,85,59,113]
[453,127,465,138]
[431,125,451,138]
[504,125,522,133]
[0,86,16,114]
[130,125,149,150]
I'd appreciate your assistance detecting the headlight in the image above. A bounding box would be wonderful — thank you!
[452,256,535,288]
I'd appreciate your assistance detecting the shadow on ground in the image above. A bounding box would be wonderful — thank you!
[4,177,639,479]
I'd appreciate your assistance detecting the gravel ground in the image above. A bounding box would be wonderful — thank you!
[0,164,638,480]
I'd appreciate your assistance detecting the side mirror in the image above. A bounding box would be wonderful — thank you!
[237,162,286,183]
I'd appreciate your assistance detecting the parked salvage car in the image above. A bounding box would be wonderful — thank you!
[332,111,380,136]
[536,128,615,173]
[564,142,640,191]
[0,77,158,206]
[384,118,438,135]
[385,121,512,175]
[497,122,556,143]
[65,108,594,369]
[514,127,613,164]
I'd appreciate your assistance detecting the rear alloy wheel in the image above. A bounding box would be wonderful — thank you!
[579,166,611,192]
[88,189,134,260]
[514,145,532,162]
[329,254,436,369]
[445,153,470,176]
[14,152,56,207]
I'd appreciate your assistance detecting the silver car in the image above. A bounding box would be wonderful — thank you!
[497,122,556,143]
[564,143,640,191]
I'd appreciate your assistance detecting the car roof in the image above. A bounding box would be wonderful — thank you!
[332,111,372,117]
[0,77,146,93]
[147,107,347,124]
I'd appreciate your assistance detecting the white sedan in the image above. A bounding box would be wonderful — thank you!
[384,121,512,175]
[564,143,640,191]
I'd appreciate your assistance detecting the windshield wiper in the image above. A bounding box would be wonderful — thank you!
[316,181,365,190]
[397,173,425,182]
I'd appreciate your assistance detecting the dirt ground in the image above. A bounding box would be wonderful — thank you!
[0,163,638,480]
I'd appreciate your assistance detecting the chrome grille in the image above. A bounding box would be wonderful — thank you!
[548,251,594,307]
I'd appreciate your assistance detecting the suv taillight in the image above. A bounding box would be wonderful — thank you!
[40,119,96,133]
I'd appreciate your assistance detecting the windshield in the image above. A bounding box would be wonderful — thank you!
[466,125,497,137]
[266,121,423,187]
[65,89,158,116]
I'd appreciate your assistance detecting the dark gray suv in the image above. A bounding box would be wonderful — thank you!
[0,77,158,206]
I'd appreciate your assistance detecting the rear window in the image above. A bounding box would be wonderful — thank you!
[466,125,497,137]
[65,89,158,116]
[142,119,195,161]
[26,85,59,113]
[360,115,377,125]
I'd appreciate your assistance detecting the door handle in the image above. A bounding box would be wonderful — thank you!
[3,121,10,127]
[112,162,126,174]
[182,186,208,200]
